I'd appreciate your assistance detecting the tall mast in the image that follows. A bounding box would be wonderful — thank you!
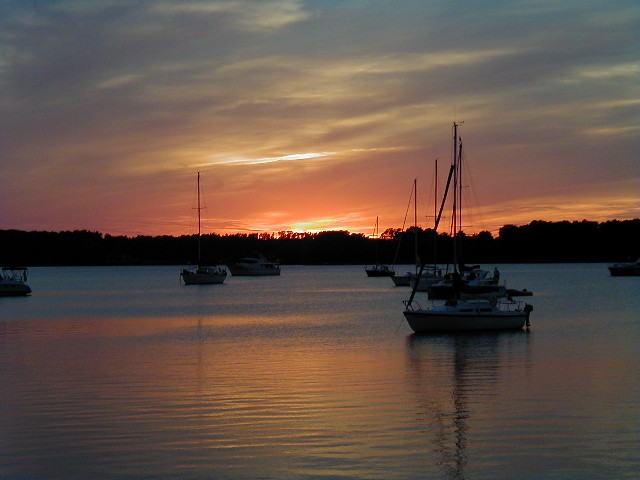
[457,134,463,265]
[452,123,459,271]
[413,178,418,273]
[434,159,438,231]
[197,171,201,265]
[433,159,438,271]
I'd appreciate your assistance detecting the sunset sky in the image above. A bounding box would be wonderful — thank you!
[1,0,638,237]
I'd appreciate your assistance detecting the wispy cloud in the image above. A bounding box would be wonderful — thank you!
[1,0,638,235]
[209,152,334,166]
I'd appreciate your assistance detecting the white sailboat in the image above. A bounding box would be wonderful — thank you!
[403,123,532,333]
[181,172,227,285]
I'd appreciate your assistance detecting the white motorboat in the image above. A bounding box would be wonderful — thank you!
[408,266,443,291]
[403,123,533,332]
[427,266,506,299]
[181,172,227,285]
[229,255,280,276]
[0,267,32,296]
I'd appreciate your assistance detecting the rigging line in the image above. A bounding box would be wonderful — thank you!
[393,180,416,265]
[393,313,406,334]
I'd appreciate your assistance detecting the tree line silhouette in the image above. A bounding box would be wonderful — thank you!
[0,219,637,266]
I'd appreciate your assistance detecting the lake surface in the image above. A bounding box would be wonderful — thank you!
[1,264,638,479]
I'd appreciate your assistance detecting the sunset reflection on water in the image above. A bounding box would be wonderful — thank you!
[1,265,637,479]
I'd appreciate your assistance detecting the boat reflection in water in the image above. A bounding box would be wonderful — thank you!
[406,332,531,479]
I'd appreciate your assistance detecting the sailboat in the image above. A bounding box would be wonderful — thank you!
[403,123,532,332]
[365,216,395,277]
[392,179,436,286]
[180,172,228,285]
[403,162,444,291]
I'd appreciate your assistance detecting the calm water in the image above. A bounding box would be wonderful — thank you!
[1,264,638,479]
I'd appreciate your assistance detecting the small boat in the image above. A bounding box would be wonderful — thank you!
[365,264,395,277]
[365,216,395,277]
[181,264,227,285]
[427,266,506,300]
[404,298,533,333]
[408,265,444,291]
[392,272,413,286]
[403,123,533,333]
[181,172,227,285]
[228,254,280,276]
[0,267,32,296]
[608,259,640,276]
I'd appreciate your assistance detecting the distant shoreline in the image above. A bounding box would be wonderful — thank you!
[2,219,638,266]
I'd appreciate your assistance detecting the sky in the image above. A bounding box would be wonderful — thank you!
[1,0,638,237]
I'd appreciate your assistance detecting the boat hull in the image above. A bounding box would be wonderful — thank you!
[403,301,532,333]
[365,264,395,277]
[181,267,227,285]
[392,274,412,286]
[608,266,640,276]
[228,255,280,276]
[228,266,280,276]
[0,283,32,296]
[366,269,394,278]
[228,269,280,276]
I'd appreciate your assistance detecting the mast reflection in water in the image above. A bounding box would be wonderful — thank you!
[407,332,532,480]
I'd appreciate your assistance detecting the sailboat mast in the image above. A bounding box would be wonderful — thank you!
[434,159,438,231]
[413,178,418,274]
[457,131,463,266]
[452,123,459,270]
[433,159,438,271]
[197,171,201,265]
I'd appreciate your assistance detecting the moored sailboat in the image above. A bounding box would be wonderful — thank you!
[365,216,395,277]
[391,178,421,286]
[403,123,532,333]
[181,172,227,285]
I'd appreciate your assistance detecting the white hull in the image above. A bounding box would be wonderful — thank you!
[403,300,532,333]
[181,266,227,285]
